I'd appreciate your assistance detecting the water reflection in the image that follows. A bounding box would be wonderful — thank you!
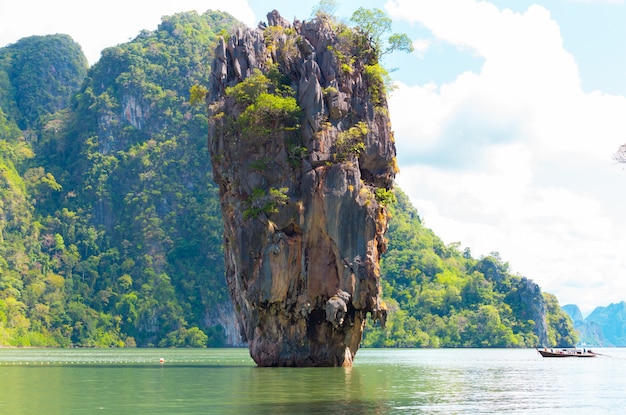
[2,348,626,414]
[227,365,391,414]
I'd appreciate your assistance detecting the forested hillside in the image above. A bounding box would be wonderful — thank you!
[0,10,576,348]
[0,33,89,346]
[1,12,241,347]
[362,190,576,347]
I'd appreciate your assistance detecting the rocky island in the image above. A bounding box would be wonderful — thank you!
[207,10,397,366]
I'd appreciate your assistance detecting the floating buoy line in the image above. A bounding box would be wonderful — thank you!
[0,358,252,366]
[0,349,255,367]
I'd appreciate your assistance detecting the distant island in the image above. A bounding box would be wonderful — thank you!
[563,302,626,346]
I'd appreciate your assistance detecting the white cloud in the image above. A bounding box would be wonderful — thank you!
[567,0,624,4]
[386,0,626,314]
[0,0,256,65]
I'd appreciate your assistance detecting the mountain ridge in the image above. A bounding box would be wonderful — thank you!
[564,301,626,346]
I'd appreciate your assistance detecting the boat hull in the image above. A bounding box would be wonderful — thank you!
[537,348,596,358]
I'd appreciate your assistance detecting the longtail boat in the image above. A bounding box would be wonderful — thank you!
[537,348,597,358]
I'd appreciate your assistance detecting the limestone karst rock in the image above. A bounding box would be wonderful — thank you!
[207,11,397,366]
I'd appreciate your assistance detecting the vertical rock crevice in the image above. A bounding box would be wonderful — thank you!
[208,11,397,366]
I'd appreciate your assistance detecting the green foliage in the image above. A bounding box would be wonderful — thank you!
[0,34,88,129]
[364,63,394,105]
[326,28,363,76]
[318,7,405,105]
[334,121,367,162]
[0,10,239,347]
[159,326,208,347]
[225,68,301,139]
[189,84,208,106]
[287,144,308,168]
[243,187,289,219]
[263,26,300,67]
[225,69,270,107]
[374,188,396,206]
[544,292,579,347]
[0,109,22,144]
[238,93,301,138]
[349,7,414,60]
[387,33,415,55]
[267,64,294,97]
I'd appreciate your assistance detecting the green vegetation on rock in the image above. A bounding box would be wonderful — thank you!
[226,69,301,139]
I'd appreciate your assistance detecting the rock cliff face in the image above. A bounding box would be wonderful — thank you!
[515,277,549,346]
[207,11,397,366]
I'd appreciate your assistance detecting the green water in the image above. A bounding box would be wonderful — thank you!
[2,348,626,414]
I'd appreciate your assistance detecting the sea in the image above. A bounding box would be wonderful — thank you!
[1,347,625,414]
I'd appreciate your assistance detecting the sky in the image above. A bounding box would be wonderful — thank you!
[1,0,625,315]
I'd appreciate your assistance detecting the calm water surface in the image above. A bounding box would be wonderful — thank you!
[1,348,625,414]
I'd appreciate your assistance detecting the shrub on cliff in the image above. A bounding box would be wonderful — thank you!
[225,68,301,139]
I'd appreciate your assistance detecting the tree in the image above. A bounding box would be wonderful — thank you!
[189,84,208,106]
[350,7,414,60]
[312,0,339,20]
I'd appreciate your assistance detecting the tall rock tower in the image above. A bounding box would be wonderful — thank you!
[207,11,397,366]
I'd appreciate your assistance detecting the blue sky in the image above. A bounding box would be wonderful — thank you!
[1,0,625,315]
